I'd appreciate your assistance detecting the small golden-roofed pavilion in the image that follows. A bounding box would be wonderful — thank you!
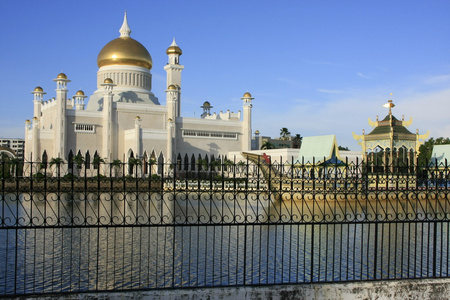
[353,97,429,167]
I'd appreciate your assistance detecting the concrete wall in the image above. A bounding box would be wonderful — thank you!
[20,278,450,300]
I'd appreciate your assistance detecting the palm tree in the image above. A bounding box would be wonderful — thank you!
[110,159,122,177]
[73,153,85,176]
[261,141,275,150]
[293,134,303,148]
[49,157,64,178]
[128,157,142,176]
[280,127,291,141]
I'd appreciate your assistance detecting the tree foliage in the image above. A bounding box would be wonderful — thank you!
[279,127,291,141]
[418,137,450,165]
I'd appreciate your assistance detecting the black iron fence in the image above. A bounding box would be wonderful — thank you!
[1,157,450,297]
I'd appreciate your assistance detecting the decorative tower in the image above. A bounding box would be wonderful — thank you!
[241,92,254,151]
[73,90,86,110]
[165,84,178,162]
[134,116,142,159]
[353,97,429,167]
[164,38,184,117]
[31,86,45,119]
[53,73,70,158]
[32,117,39,161]
[166,84,179,121]
[101,78,116,161]
[201,101,213,118]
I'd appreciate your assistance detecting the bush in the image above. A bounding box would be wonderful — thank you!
[33,172,45,179]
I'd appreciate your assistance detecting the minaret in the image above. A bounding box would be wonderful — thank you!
[73,90,86,110]
[101,78,116,161]
[135,116,142,159]
[53,73,70,158]
[166,118,175,163]
[241,92,254,151]
[31,86,45,119]
[32,117,39,161]
[164,38,184,117]
[165,85,178,162]
[24,119,31,161]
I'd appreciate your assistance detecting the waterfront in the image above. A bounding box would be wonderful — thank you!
[1,191,449,295]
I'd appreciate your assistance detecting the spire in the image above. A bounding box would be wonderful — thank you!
[119,11,131,37]
[170,37,178,47]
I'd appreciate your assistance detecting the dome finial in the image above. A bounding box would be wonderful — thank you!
[119,11,131,37]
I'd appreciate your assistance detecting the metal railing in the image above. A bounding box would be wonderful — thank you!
[1,157,449,297]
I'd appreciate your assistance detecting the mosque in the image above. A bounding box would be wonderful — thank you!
[24,13,253,173]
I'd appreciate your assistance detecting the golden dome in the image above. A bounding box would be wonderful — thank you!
[135,116,141,120]
[255,130,260,134]
[243,92,252,98]
[76,90,85,96]
[25,119,30,123]
[34,86,43,92]
[104,78,113,84]
[57,73,67,79]
[33,117,38,120]
[203,101,211,107]
[97,37,152,69]
[167,84,177,90]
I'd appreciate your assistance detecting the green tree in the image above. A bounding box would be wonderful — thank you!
[49,157,64,178]
[260,141,275,150]
[418,137,450,165]
[110,159,122,177]
[293,134,303,148]
[279,127,291,141]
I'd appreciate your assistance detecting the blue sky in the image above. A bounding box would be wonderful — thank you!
[1,0,450,150]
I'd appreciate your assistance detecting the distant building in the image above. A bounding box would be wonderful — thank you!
[353,99,429,165]
[24,13,253,174]
[252,130,300,150]
[0,138,24,159]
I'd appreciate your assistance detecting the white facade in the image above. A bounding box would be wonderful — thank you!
[24,14,253,171]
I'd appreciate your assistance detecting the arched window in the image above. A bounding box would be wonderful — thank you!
[85,151,91,169]
[93,151,100,170]
[128,151,134,175]
[42,150,48,168]
[68,150,74,170]
[143,152,148,175]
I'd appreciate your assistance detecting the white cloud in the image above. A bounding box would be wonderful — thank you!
[357,72,371,79]
[254,85,450,151]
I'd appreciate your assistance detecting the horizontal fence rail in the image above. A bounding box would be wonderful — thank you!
[1,157,450,297]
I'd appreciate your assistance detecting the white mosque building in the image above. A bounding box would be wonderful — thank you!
[24,13,253,173]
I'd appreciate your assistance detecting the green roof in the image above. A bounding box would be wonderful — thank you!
[296,135,341,164]
[367,114,414,136]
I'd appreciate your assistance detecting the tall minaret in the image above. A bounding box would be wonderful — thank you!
[53,73,70,158]
[164,38,184,117]
[101,78,116,161]
[165,85,178,162]
[31,86,45,119]
[241,92,254,151]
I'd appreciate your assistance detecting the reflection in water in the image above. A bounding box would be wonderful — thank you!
[0,192,449,295]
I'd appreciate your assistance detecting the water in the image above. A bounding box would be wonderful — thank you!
[0,191,449,295]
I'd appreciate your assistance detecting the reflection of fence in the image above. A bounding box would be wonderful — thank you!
[1,159,450,297]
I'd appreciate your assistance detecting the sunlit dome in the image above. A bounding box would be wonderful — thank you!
[104,78,113,84]
[75,90,85,96]
[57,73,67,79]
[166,38,182,55]
[97,13,152,70]
[34,86,43,92]
[243,92,252,98]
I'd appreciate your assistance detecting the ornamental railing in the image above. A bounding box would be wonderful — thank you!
[0,157,449,297]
